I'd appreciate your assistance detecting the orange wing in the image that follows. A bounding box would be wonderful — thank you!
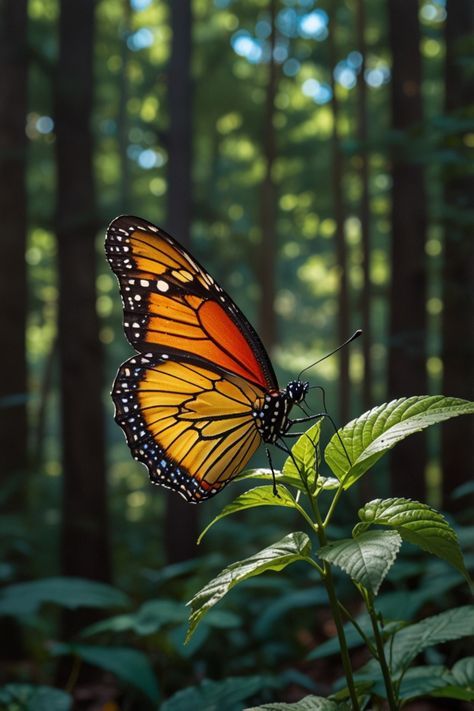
[113,353,265,502]
[106,215,277,390]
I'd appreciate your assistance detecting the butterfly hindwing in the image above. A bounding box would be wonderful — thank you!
[106,215,277,390]
[113,352,265,502]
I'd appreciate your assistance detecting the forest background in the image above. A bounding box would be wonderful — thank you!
[0,0,472,708]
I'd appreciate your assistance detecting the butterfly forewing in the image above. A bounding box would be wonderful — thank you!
[106,215,277,390]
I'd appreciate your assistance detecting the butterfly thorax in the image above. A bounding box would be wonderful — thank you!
[252,380,309,444]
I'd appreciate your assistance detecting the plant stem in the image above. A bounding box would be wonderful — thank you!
[337,601,378,658]
[312,502,361,711]
[323,483,344,527]
[365,592,399,710]
[295,501,320,535]
[65,654,82,694]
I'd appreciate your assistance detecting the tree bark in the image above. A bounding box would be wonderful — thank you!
[166,0,192,245]
[355,0,372,412]
[258,0,278,352]
[387,0,427,500]
[0,0,28,503]
[441,0,474,511]
[328,10,350,424]
[55,0,110,600]
[0,0,29,663]
[163,0,198,563]
[117,0,131,212]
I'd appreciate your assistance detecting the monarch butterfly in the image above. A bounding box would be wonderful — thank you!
[106,215,314,503]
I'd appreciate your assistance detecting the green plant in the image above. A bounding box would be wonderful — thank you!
[186,396,474,710]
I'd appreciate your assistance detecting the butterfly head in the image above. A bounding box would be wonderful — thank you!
[285,379,309,404]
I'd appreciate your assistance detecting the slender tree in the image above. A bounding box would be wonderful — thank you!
[258,0,278,351]
[328,10,350,424]
[355,0,372,411]
[387,0,427,500]
[55,0,110,598]
[0,0,28,663]
[0,0,28,504]
[117,0,131,212]
[441,0,474,510]
[163,0,198,562]
[166,0,192,245]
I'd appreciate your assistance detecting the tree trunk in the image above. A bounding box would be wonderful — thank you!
[0,0,28,663]
[0,0,28,505]
[328,9,350,424]
[441,0,474,511]
[166,0,192,245]
[355,0,372,412]
[258,0,278,352]
[163,0,198,563]
[387,0,427,500]
[117,0,131,212]
[55,0,110,604]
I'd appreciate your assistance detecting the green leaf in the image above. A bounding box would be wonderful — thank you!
[198,485,298,543]
[388,605,474,676]
[375,658,474,702]
[451,656,474,688]
[358,498,470,580]
[283,421,322,490]
[432,686,474,702]
[432,656,474,701]
[0,577,129,618]
[236,469,303,491]
[254,587,328,638]
[237,468,338,495]
[161,676,275,711]
[0,684,72,711]
[325,396,474,487]
[52,643,159,703]
[397,666,455,700]
[318,530,401,595]
[186,532,312,643]
[246,696,347,710]
[81,598,187,637]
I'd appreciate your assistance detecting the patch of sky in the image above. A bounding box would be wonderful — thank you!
[231,30,263,63]
[36,116,54,134]
[127,27,153,51]
[282,0,314,6]
[420,2,446,22]
[283,58,300,77]
[277,8,299,38]
[137,149,164,170]
[127,144,142,160]
[214,0,232,8]
[255,19,272,39]
[347,51,363,70]
[274,38,289,63]
[302,78,332,104]
[298,10,328,40]
[365,64,390,88]
[130,0,152,11]
[334,61,357,89]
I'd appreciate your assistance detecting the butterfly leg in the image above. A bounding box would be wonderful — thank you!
[266,447,280,498]
[288,413,326,425]
[287,411,353,468]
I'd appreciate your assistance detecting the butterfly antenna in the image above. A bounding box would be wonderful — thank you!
[298,329,362,381]
[309,384,353,467]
